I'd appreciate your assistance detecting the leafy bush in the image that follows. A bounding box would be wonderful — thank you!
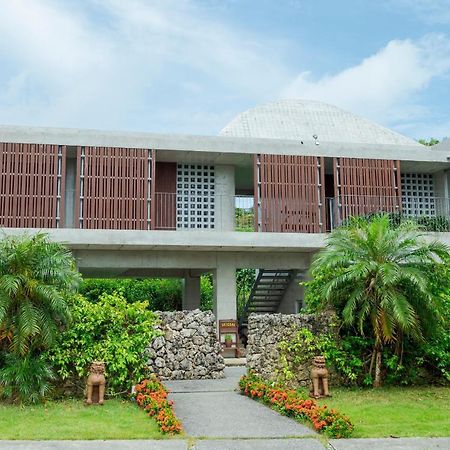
[133,376,182,434]
[81,275,215,312]
[239,372,353,438]
[80,278,182,311]
[49,292,160,394]
[344,211,450,232]
[200,274,213,311]
[0,353,54,403]
[237,268,256,320]
[278,328,363,385]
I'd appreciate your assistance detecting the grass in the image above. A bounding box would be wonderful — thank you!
[0,398,165,440]
[317,386,450,438]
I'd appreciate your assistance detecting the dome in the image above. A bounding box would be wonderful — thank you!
[220,99,419,146]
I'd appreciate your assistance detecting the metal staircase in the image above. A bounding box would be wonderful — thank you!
[239,269,298,337]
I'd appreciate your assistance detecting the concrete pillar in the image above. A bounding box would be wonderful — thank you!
[64,157,77,228]
[433,170,450,215]
[182,272,201,310]
[213,254,237,321]
[215,165,235,231]
[278,275,305,314]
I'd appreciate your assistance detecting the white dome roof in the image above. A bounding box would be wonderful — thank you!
[220,99,419,146]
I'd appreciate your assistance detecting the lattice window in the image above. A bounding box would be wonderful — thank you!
[176,164,215,229]
[401,173,435,216]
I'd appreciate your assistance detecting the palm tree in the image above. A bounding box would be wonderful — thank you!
[311,214,449,387]
[0,233,81,356]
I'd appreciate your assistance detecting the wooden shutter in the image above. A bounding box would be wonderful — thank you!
[255,154,325,233]
[75,146,152,230]
[0,142,65,228]
[154,162,177,230]
[334,158,401,223]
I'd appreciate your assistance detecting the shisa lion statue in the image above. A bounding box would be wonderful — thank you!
[86,361,106,405]
[310,355,331,399]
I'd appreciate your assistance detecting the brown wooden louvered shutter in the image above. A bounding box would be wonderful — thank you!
[154,162,177,230]
[75,146,152,230]
[333,157,401,223]
[0,142,65,228]
[254,154,325,233]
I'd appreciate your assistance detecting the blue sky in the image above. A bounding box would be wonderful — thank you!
[1,0,450,140]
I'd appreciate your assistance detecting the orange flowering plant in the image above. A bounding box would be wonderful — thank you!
[133,375,182,434]
[239,372,353,438]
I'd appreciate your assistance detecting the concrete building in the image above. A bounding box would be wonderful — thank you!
[1,99,450,328]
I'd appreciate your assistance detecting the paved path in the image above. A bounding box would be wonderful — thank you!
[165,366,315,439]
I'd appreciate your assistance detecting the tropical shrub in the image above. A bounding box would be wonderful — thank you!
[0,353,54,404]
[237,268,256,320]
[344,211,450,232]
[134,376,182,434]
[0,233,81,403]
[0,233,81,356]
[239,372,353,438]
[80,278,182,311]
[200,274,213,311]
[278,328,362,385]
[49,291,160,394]
[305,214,450,387]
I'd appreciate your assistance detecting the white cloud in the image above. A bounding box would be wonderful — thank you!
[281,34,450,129]
[0,1,449,138]
[0,0,290,132]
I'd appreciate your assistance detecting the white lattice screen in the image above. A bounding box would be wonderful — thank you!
[176,164,215,229]
[401,173,435,216]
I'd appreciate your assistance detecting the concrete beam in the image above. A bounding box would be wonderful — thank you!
[1,228,328,252]
[71,249,312,275]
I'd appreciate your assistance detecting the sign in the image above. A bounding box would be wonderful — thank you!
[218,319,239,357]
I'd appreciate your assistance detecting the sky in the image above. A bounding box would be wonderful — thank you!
[0,0,450,140]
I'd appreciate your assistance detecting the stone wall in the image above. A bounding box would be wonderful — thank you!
[246,312,335,387]
[147,309,225,380]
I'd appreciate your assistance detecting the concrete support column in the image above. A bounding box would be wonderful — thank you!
[182,272,201,310]
[215,165,235,231]
[278,273,305,314]
[64,156,77,228]
[213,254,237,322]
[433,170,450,216]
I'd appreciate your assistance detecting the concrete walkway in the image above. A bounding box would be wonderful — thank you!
[165,366,316,440]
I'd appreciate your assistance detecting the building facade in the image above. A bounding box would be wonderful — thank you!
[1,100,450,326]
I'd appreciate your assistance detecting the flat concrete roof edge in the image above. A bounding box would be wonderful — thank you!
[1,124,449,163]
[2,228,450,251]
[1,228,327,252]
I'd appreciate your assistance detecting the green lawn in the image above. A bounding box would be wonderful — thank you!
[317,386,450,438]
[0,399,165,440]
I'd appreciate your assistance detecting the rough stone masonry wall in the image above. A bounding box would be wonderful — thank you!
[147,309,225,380]
[246,312,335,388]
